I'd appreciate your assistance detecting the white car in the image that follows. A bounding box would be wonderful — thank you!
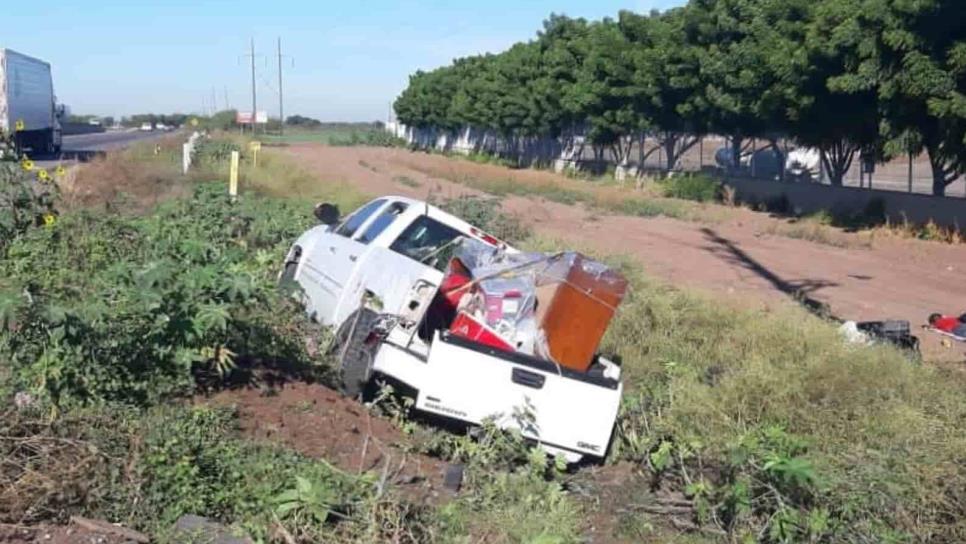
[281,196,623,462]
[139,122,153,131]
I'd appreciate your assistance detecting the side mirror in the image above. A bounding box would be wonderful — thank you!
[314,202,340,225]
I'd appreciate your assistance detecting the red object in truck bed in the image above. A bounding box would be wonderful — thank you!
[449,311,514,352]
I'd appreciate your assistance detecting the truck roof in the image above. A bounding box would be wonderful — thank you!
[0,49,52,68]
[376,194,513,249]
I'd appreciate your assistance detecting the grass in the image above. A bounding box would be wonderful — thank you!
[261,125,405,147]
[62,137,189,211]
[527,237,966,542]
[0,138,580,544]
[187,134,369,211]
[392,175,421,188]
[402,158,723,223]
[7,136,966,542]
[408,149,966,249]
[760,213,875,249]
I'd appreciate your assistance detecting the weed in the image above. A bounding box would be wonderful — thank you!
[429,193,532,244]
[525,236,966,542]
[393,175,421,188]
[0,183,324,408]
[0,404,432,543]
[659,174,721,202]
[0,135,58,253]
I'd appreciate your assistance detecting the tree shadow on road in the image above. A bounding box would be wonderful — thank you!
[700,227,841,320]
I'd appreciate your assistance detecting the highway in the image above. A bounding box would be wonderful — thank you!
[34,130,170,169]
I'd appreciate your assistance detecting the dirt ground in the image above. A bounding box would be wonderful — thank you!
[205,382,454,505]
[0,523,134,544]
[283,143,966,364]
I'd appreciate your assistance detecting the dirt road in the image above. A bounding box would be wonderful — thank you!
[284,144,966,362]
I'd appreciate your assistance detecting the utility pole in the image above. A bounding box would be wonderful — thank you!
[211,86,218,113]
[224,86,230,111]
[277,37,284,136]
[250,37,257,134]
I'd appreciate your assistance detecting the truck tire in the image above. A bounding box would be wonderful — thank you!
[333,308,379,398]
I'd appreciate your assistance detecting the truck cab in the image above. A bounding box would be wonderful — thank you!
[283,196,506,329]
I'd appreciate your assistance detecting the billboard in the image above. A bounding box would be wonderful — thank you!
[236,111,269,124]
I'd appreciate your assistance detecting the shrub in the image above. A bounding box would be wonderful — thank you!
[600,253,966,542]
[329,129,405,148]
[659,174,721,202]
[0,183,321,408]
[0,404,431,543]
[0,134,59,254]
[194,139,242,165]
[429,193,532,244]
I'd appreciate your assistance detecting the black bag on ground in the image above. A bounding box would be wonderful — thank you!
[857,320,919,356]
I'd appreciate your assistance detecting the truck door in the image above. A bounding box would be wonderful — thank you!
[335,202,466,325]
[302,198,385,325]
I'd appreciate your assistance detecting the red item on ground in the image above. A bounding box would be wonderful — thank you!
[933,316,961,333]
[450,311,514,352]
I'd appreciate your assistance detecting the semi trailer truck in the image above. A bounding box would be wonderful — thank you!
[0,48,63,154]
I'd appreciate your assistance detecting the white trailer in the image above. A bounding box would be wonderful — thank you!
[0,48,62,153]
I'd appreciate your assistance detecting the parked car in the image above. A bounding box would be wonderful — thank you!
[139,122,153,131]
[281,196,624,462]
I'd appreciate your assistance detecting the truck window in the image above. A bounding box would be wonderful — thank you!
[389,215,463,271]
[358,202,408,244]
[335,199,386,239]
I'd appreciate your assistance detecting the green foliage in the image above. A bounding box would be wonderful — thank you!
[658,174,721,202]
[328,128,405,148]
[0,183,319,408]
[429,193,532,244]
[395,2,966,190]
[578,242,966,542]
[0,405,429,543]
[194,138,242,165]
[285,114,322,128]
[0,134,59,254]
[417,420,581,543]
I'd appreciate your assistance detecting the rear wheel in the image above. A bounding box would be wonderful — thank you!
[332,308,379,398]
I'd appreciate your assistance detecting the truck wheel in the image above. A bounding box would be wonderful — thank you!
[333,308,379,398]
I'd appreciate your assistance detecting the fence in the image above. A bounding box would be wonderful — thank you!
[386,123,966,198]
[723,175,966,231]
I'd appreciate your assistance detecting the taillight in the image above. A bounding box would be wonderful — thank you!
[470,227,501,246]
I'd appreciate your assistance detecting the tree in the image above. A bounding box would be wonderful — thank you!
[286,115,322,127]
[622,9,708,173]
[572,19,641,168]
[394,67,461,130]
[820,0,966,195]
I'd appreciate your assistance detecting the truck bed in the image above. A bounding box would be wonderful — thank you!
[373,328,623,461]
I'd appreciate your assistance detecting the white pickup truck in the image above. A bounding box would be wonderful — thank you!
[282,196,623,462]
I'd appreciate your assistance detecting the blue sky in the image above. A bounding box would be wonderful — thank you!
[6,0,683,121]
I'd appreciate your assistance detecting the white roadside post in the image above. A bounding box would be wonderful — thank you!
[182,143,191,174]
[229,150,240,200]
[248,140,261,168]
